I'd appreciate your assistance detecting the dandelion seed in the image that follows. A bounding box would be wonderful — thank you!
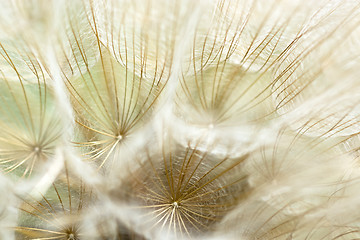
[109,138,249,239]
[59,0,183,169]
[15,165,94,239]
[0,45,64,180]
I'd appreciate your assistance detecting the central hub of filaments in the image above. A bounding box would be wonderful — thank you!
[172,201,179,208]
[116,135,123,141]
[67,233,75,240]
[33,146,41,153]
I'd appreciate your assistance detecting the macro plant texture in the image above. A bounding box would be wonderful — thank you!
[1,0,360,239]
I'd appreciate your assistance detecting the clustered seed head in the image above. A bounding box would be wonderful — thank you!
[0,0,359,239]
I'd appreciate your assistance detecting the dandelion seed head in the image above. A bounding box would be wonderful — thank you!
[1,0,360,239]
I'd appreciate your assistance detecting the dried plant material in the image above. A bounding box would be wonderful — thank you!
[0,0,360,239]
[176,62,274,126]
[108,138,249,239]
[60,0,181,170]
[16,166,94,239]
[0,46,63,180]
[66,48,163,169]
